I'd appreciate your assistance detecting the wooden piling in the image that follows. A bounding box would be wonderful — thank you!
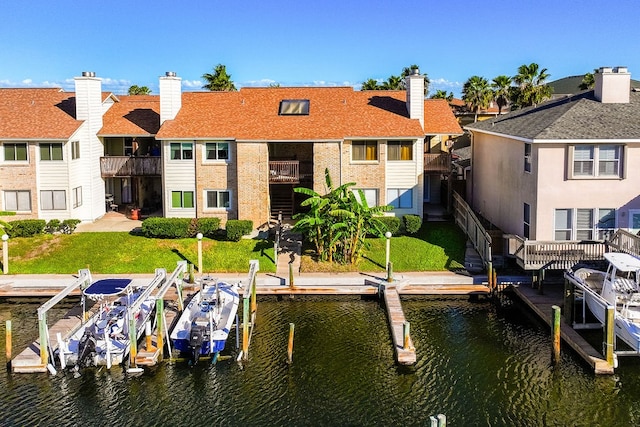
[387,262,393,283]
[129,316,137,367]
[5,320,11,369]
[552,305,561,365]
[287,323,295,364]
[289,262,294,288]
[156,298,164,360]
[145,321,153,351]
[564,278,575,325]
[2,236,8,275]
[604,305,615,366]
[242,296,250,359]
[487,261,494,291]
[250,272,257,313]
[403,321,410,350]
[38,314,48,367]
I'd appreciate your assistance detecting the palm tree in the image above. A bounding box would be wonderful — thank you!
[430,90,454,101]
[462,76,492,122]
[202,64,237,91]
[128,85,151,95]
[491,75,512,114]
[361,78,381,90]
[512,63,552,108]
[382,75,403,90]
[579,69,597,90]
[401,64,430,94]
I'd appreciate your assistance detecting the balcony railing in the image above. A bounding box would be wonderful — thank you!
[424,153,451,172]
[269,160,299,184]
[100,156,162,177]
[505,234,607,270]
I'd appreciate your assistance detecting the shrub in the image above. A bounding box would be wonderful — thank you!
[45,219,61,234]
[196,217,221,237]
[0,211,16,216]
[61,219,81,234]
[8,219,46,237]
[226,219,253,242]
[141,217,193,238]
[403,214,422,235]
[377,216,401,235]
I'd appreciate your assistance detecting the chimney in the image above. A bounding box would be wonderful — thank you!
[594,66,630,103]
[74,71,101,122]
[160,71,182,124]
[405,67,424,127]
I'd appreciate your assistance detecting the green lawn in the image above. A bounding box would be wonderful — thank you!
[3,222,466,274]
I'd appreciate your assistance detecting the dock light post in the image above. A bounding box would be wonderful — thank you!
[385,231,392,282]
[2,234,8,275]
[196,233,203,276]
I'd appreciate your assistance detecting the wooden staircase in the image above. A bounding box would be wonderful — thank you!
[270,185,294,219]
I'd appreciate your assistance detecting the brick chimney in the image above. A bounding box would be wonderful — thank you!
[160,71,182,124]
[595,66,630,103]
[405,67,424,127]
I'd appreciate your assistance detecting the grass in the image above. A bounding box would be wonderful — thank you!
[299,222,466,272]
[3,222,466,275]
[6,232,276,274]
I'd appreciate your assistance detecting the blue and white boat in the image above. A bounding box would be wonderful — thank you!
[56,277,158,370]
[170,278,240,363]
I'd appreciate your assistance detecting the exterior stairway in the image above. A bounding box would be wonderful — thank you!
[270,185,295,219]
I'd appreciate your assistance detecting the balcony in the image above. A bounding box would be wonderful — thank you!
[269,160,299,184]
[100,156,161,177]
[424,153,451,173]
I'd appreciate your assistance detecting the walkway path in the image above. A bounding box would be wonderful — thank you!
[275,223,302,278]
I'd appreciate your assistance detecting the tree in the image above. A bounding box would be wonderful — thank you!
[292,169,391,264]
[491,75,512,114]
[511,63,552,108]
[382,75,403,90]
[361,64,429,94]
[579,69,597,90]
[361,78,382,90]
[430,90,454,101]
[401,64,430,94]
[202,64,237,91]
[128,85,151,95]
[462,76,492,122]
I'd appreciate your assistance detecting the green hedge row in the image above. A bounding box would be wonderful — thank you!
[225,219,253,241]
[5,219,81,237]
[377,214,423,236]
[141,217,222,239]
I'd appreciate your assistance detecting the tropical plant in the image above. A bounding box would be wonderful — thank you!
[401,64,430,94]
[202,64,237,91]
[382,75,404,90]
[511,63,552,108]
[462,75,492,122]
[128,85,152,95]
[491,75,512,114]
[430,90,454,101]
[361,65,429,94]
[292,169,392,264]
[579,69,597,90]
[361,78,382,90]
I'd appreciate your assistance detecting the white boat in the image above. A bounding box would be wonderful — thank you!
[170,278,240,363]
[565,252,640,353]
[56,278,157,370]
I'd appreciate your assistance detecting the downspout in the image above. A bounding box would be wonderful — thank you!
[339,140,343,186]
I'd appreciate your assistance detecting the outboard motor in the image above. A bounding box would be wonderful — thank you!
[189,324,208,364]
[76,329,97,369]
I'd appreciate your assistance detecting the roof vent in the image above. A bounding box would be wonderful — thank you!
[411,67,420,75]
[81,71,96,77]
[166,71,177,77]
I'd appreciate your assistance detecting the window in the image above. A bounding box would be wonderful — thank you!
[71,141,80,160]
[555,208,616,241]
[352,189,378,207]
[4,190,30,211]
[576,209,594,240]
[171,191,194,208]
[554,209,572,240]
[40,143,63,161]
[571,145,622,178]
[352,141,378,161]
[387,188,412,209]
[41,190,66,210]
[170,142,193,160]
[72,186,82,208]
[205,190,230,209]
[4,143,27,161]
[523,203,530,239]
[388,141,413,161]
[205,142,229,161]
[279,99,310,115]
[524,143,531,173]
[597,208,616,240]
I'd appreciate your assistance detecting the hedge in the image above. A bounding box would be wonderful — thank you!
[377,216,401,235]
[141,217,222,239]
[403,214,422,235]
[225,219,253,241]
[8,219,46,237]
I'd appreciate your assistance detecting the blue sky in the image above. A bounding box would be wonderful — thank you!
[1,0,639,97]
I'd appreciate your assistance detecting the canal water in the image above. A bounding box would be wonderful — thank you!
[2,295,640,426]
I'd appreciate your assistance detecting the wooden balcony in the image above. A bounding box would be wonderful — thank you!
[424,153,451,173]
[100,156,162,177]
[505,234,607,270]
[269,160,299,184]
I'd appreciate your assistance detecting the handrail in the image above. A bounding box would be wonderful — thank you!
[452,191,492,269]
[100,156,162,177]
[269,160,299,183]
[608,229,640,257]
[423,153,451,172]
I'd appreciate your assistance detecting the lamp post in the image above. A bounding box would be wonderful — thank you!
[385,231,392,282]
[2,234,8,275]
[196,232,203,276]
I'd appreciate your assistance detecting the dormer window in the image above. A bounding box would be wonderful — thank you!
[279,99,310,115]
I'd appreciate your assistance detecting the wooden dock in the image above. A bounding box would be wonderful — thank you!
[512,283,614,374]
[382,281,416,365]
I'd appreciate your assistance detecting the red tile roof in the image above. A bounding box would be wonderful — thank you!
[0,88,81,139]
[423,99,463,135]
[156,87,426,140]
[100,95,160,136]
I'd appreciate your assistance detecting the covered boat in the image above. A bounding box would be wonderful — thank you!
[170,278,240,364]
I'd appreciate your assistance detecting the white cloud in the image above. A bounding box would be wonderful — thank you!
[182,79,203,89]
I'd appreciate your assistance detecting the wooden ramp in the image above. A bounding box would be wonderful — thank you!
[382,281,416,365]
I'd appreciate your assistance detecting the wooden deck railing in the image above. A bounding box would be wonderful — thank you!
[505,234,607,270]
[424,153,451,172]
[452,191,492,268]
[607,229,640,257]
[269,160,299,184]
[100,156,162,177]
